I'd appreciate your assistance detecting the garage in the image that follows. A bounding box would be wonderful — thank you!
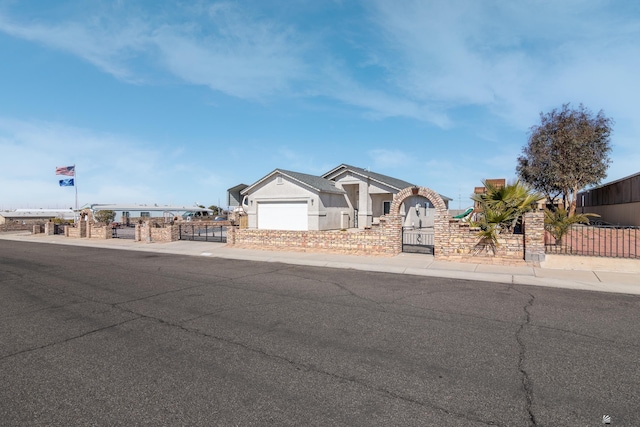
[258,201,308,231]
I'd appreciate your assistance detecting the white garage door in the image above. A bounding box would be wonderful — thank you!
[258,202,308,230]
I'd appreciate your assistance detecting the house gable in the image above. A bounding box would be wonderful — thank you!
[322,164,414,193]
[242,169,344,196]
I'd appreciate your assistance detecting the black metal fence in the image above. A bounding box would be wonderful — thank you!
[402,227,435,254]
[545,225,640,258]
[179,224,227,242]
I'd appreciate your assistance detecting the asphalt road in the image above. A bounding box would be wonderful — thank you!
[1,240,639,426]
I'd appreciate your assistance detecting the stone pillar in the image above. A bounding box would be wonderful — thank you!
[135,224,141,242]
[78,220,87,238]
[170,224,179,241]
[381,214,402,255]
[44,222,54,236]
[139,221,152,242]
[227,225,236,246]
[523,211,545,263]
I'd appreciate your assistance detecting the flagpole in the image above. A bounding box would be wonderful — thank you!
[74,165,78,210]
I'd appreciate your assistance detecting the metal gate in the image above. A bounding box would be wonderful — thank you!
[178,224,227,242]
[402,226,434,254]
[111,224,135,239]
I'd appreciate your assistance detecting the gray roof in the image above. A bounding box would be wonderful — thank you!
[227,183,248,192]
[242,169,345,195]
[322,164,414,191]
[1,209,75,219]
[322,164,452,201]
[88,204,210,212]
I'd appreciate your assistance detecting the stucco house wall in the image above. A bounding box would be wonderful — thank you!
[318,192,350,229]
[242,164,452,231]
[331,171,401,228]
[245,176,312,229]
[401,195,444,228]
[243,172,347,231]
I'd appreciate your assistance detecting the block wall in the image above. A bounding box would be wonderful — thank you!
[228,215,402,256]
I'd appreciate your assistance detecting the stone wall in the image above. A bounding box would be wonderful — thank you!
[88,224,112,239]
[228,215,402,256]
[434,212,545,265]
[1,219,47,232]
[65,221,86,238]
[436,219,525,264]
[150,225,179,242]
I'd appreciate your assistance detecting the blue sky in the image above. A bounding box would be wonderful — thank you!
[1,0,639,210]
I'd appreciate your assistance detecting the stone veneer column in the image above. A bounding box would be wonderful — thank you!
[380,214,403,254]
[523,211,545,263]
[227,226,236,245]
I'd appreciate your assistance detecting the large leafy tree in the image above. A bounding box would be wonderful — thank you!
[94,210,116,224]
[516,103,613,216]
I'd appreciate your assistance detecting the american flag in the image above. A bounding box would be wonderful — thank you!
[56,166,75,176]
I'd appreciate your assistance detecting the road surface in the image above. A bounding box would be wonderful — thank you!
[1,240,638,426]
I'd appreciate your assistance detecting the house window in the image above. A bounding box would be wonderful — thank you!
[383,201,391,215]
[140,212,150,218]
[277,176,283,185]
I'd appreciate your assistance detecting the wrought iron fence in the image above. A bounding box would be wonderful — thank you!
[53,224,66,235]
[111,225,136,239]
[402,226,435,254]
[545,224,640,258]
[179,224,227,243]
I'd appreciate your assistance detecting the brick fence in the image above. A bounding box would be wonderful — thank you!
[30,188,546,264]
[227,215,402,256]
[226,186,546,264]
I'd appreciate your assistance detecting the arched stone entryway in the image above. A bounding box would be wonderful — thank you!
[390,186,448,254]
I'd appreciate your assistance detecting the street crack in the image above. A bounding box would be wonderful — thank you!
[513,287,537,426]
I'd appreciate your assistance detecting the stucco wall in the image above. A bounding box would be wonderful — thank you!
[319,192,349,230]
[244,176,316,229]
[332,171,399,228]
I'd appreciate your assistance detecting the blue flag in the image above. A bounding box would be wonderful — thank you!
[59,178,74,187]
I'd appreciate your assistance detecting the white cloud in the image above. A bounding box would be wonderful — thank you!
[0,0,638,135]
[0,117,223,209]
[367,149,412,169]
[367,0,640,130]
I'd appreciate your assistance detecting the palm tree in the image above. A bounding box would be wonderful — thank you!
[471,180,543,244]
[544,207,597,246]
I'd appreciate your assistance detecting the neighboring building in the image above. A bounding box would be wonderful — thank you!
[473,179,506,213]
[472,179,555,211]
[87,204,213,225]
[227,184,248,210]
[0,209,75,230]
[239,164,451,231]
[577,172,640,226]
